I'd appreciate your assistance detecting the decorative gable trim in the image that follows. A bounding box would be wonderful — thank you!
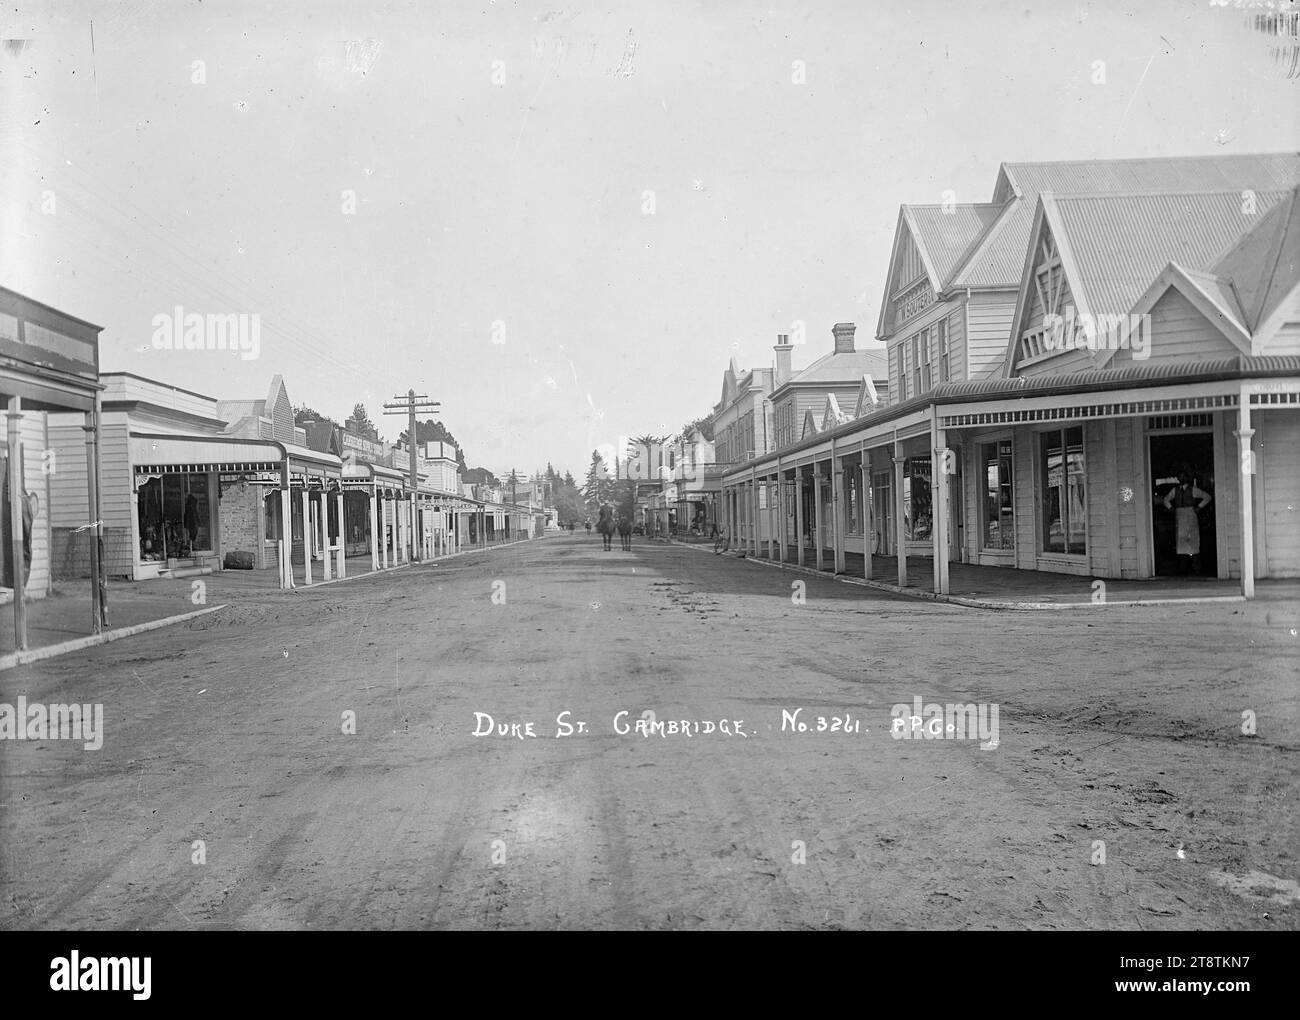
[854,374,882,417]
[1004,195,1095,377]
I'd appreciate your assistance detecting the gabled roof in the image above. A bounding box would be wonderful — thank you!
[953,152,1300,290]
[1005,188,1294,373]
[907,204,1003,286]
[1211,187,1300,335]
[1052,189,1292,322]
[877,204,1004,336]
[800,408,820,440]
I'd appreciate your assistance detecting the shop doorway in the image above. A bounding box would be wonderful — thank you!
[1149,432,1217,577]
[872,470,891,555]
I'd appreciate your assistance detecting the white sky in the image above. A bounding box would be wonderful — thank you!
[2,0,1297,479]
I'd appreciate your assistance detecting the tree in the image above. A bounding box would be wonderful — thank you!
[347,403,380,442]
[583,450,613,514]
[294,404,340,429]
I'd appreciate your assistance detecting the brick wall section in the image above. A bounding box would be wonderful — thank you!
[219,481,262,564]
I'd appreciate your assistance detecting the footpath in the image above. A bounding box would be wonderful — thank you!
[0,536,546,670]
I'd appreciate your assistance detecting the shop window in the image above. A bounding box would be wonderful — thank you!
[137,472,210,560]
[903,457,931,541]
[982,440,1014,550]
[1041,427,1086,555]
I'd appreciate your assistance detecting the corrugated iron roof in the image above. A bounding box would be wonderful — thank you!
[951,153,1300,289]
[1051,190,1292,320]
[1212,188,1300,330]
[1006,153,1300,198]
[906,203,1002,286]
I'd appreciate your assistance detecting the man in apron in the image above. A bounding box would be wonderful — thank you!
[1162,469,1212,575]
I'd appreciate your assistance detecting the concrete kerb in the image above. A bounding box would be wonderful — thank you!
[668,540,1246,611]
[0,604,229,672]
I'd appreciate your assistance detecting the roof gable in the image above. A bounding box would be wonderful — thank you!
[854,374,882,417]
[1212,187,1300,337]
[821,394,853,432]
[1007,189,1294,374]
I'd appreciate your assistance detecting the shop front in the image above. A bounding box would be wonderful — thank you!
[129,436,285,580]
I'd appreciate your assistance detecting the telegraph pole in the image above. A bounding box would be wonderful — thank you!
[383,389,440,561]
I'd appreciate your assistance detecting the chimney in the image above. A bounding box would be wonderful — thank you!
[832,322,856,354]
[774,334,793,387]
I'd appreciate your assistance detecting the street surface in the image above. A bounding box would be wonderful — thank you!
[1,535,1296,930]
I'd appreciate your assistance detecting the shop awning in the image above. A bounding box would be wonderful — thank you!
[130,432,284,470]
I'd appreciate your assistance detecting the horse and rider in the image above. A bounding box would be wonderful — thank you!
[597,504,615,551]
[595,503,633,551]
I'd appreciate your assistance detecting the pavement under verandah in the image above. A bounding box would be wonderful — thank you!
[697,540,1291,607]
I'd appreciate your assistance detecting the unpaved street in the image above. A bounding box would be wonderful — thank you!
[2,536,1296,930]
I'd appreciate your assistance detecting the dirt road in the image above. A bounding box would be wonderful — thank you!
[1,535,1296,929]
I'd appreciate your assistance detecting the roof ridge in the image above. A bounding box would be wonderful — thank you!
[1003,151,1300,169]
[1049,187,1291,200]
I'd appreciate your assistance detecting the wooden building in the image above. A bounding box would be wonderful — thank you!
[0,286,104,649]
[720,154,1300,597]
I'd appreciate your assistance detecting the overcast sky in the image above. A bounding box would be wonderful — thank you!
[2,0,1296,479]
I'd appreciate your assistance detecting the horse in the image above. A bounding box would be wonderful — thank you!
[596,507,615,551]
[617,515,632,551]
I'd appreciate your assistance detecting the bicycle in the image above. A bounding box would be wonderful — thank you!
[713,527,731,554]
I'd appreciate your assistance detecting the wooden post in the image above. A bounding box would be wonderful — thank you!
[1237,387,1256,598]
[862,443,872,581]
[932,410,950,595]
[774,458,784,564]
[831,436,843,574]
[84,409,103,634]
[7,397,27,650]
[795,467,805,567]
[336,488,346,578]
[279,481,293,588]
[91,392,106,628]
[894,440,908,588]
[319,492,332,582]
[767,475,776,560]
[813,468,824,572]
[302,492,313,585]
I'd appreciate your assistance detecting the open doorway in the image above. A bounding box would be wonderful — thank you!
[1149,432,1217,577]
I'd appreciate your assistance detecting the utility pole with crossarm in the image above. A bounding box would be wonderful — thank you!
[383,389,440,562]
